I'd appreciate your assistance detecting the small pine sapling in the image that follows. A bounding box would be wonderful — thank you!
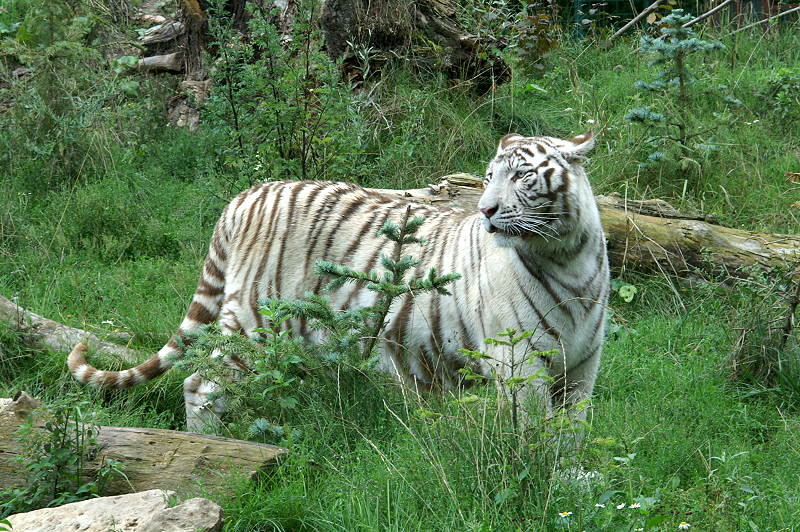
[178,209,461,439]
[625,9,732,175]
[294,206,462,362]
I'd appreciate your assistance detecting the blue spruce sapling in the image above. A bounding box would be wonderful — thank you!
[625,9,729,173]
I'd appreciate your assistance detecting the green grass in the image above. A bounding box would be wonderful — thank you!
[1,3,800,529]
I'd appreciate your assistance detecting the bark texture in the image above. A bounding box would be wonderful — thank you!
[321,0,509,91]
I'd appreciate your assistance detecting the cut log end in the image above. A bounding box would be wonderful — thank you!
[139,52,184,72]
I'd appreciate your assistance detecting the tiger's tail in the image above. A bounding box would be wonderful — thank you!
[67,216,230,389]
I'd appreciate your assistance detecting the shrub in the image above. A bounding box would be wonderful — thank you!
[762,67,800,126]
[0,394,125,518]
[201,0,367,188]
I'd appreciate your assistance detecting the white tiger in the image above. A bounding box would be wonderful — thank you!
[68,132,609,432]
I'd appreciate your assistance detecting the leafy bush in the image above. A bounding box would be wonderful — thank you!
[0,0,27,39]
[201,0,367,188]
[762,67,800,125]
[462,0,561,76]
[0,0,173,192]
[1,1,105,189]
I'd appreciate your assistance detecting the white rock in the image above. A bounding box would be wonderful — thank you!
[7,489,223,532]
[140,497,223,532]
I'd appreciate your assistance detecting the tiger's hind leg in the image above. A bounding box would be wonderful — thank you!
[183,304,252,433]
[551,348,604,484]
[183,371,225,433]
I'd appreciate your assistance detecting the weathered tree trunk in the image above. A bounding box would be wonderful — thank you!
[374,175,800,280]
[0,393,287,496]
[177,0,208,81]
[138,51,184,72]
[0,295,137,363]
[140,21,186,45]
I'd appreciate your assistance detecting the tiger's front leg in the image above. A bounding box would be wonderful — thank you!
[559,347,602,426]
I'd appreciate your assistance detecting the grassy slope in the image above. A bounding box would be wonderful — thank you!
[1,10,799,531]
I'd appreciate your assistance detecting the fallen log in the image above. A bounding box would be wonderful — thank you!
[140,20,185,46]
[0,392,287,496]
[0,295,137,363]
[139,52,184,72]
[375,175,800,280]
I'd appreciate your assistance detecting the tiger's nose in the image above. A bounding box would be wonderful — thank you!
[480,205,498,219]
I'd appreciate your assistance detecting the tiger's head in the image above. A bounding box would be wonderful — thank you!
[478,132,596,248]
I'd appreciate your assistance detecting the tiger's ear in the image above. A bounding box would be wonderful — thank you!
[560,131,595,161]
[496,133,525,156]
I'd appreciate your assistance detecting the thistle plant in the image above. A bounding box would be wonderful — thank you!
[625,9,729,173]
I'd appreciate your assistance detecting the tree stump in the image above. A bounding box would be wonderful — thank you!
[321,0,509,91]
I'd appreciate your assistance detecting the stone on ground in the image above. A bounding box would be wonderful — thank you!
[6,489,223,532]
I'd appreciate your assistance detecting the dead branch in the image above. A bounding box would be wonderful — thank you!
[0,295,137,363]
